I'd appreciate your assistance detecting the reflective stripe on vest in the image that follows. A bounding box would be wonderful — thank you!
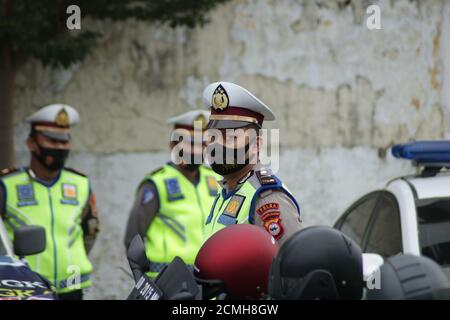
[0,168,93,293]
[144,164,220,277]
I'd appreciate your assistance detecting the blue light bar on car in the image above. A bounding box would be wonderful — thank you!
[392,140,450,165]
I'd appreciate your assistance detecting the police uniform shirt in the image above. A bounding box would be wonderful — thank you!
[253,188,302,246]
[218,164,302,246]
[124,180,160,249]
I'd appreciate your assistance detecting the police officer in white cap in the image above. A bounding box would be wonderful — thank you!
[0,104,99,300]
[203,82,302,245]
[124,110,220,277]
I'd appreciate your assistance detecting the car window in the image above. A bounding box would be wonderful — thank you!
[337,193,379,247]
[417,198,450,267]
[365,193,402,257]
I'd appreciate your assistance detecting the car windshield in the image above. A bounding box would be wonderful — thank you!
[417,198,450,267]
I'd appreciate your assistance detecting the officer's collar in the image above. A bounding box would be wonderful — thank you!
[219,163,263,191]
[27,167,62,188]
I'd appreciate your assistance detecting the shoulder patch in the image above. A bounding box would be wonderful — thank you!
[0,167,19,177]
[264,217,284,241]
[141,186,155,204]
[255,169,277,185]
[65,167,87,177]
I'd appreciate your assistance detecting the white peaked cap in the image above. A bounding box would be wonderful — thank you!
[167,109,210,129]
[202,81,275,129]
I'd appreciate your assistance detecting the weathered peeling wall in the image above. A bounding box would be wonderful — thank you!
[11,0,450,299]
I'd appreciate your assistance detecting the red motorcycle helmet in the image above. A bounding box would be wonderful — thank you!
[194,224,279,299]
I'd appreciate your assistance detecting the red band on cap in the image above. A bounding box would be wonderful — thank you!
[210,106,264,125]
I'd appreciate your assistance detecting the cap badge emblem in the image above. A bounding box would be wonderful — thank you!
[55,108,70,127]
[211,84,229,111]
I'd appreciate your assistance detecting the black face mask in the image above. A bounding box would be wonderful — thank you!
[33,145,69,171]
[179,151,202,172]
[209,143,251,176]
[182,163,200,172]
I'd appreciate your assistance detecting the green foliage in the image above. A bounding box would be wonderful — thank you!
[0,0,230,68]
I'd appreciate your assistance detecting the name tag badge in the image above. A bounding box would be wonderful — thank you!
[16,184,37,207]
[165,178,184,201]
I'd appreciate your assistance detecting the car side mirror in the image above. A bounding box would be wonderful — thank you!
[362,253,384,280]
[127,234,150,281]
[13,225,46,257]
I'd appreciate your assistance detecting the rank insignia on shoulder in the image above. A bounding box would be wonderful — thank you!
[65,167,87,177]
[165,178,184,201]
[0,167,18,177]
[256,169,277,185]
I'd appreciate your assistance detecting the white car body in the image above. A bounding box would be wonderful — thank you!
[334,168,450,274]
[387,172,450,256]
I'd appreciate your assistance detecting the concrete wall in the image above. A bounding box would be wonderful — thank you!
[11,0,450,299]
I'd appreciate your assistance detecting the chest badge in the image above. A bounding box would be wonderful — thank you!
[206,176,218,196]
[165,178,184,201]
[218,195,246,226]
[61,184,79,205]
[16,184,37,207]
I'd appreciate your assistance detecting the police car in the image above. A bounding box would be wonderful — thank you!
[0,219,56,300]
[334,141,450,278]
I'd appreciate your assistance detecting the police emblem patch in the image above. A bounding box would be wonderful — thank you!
[263,217,284,240]
[17,184,34,200]
[141,186,155,204]
[55,108,70,127]
[165,178,184,201]
[211,84,229,111]
[16,184,37,207]
[257,202,279,216]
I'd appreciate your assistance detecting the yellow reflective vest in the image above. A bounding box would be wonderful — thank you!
[0,168,93,294]
[143,164,220,277]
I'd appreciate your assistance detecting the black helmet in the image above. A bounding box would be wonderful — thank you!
[269,226,364,300]
[366,254,450,300]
